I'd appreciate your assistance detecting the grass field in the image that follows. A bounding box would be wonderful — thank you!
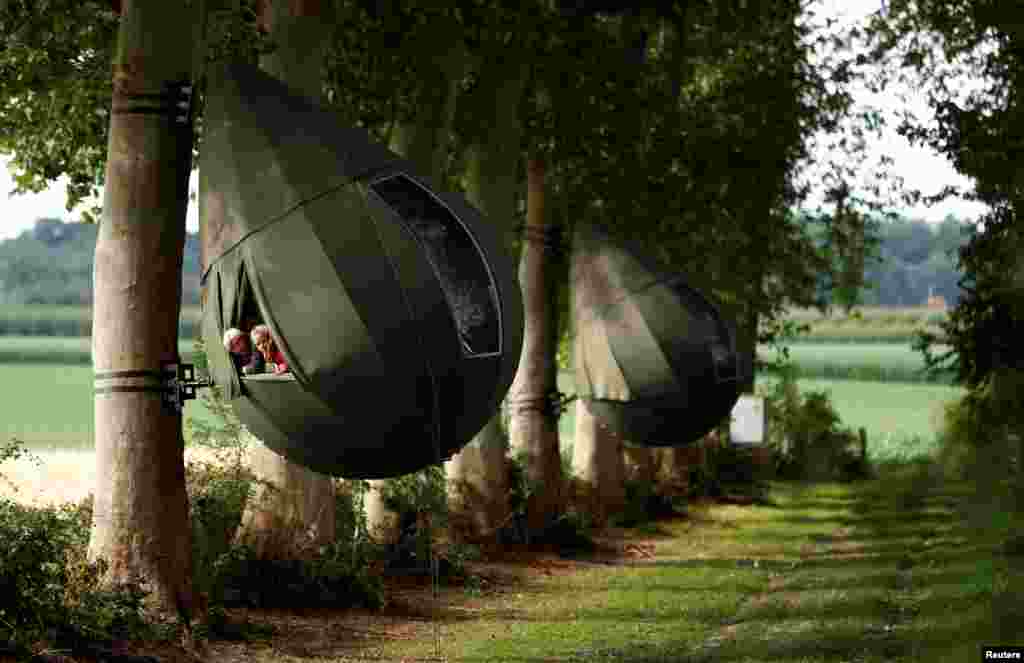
[755,376,963,463]
[1,363,219,451]
[763,342,955,383]
[5,363,962,458]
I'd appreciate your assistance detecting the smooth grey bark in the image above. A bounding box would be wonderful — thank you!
[88,0,196,623]
[236,0,336,559]
[508,156,565,532]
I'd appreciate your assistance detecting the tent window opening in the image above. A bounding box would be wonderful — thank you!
[234,268,295,381]
[369,173,501,358]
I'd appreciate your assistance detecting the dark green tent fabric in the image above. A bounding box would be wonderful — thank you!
[199,63,523,479]
[573,222,746,446]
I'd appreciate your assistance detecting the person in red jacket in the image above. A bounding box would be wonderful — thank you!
[250,324,289,375]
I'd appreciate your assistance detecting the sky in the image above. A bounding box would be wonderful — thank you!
[0,0,992,243]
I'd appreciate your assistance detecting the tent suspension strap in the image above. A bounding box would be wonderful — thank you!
[506,389,577,419]
[516,222,568,257]
[94,362,213,415]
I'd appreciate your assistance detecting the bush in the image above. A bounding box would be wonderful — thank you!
[756,363,871,481]
[498,451,595,553]
[936,374,1023,485]
[0,440,165,655]
[609,477,677,528]
[378,464,451,575]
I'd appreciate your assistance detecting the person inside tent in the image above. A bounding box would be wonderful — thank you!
[251,324,290,375]
[223,327,265,375]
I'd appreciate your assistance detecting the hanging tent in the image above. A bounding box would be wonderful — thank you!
[198,63,523,479]
[572,222,748,446]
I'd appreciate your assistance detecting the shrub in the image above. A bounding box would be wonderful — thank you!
[0,440,163,654]
[936,374,1023,486]
[609,476,677,528]
[378,464,450,574]
[757,362,871,481]
[498,451,595,553]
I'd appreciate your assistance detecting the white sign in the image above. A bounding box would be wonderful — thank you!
[730,395,765,446]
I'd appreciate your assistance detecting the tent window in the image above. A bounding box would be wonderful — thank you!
[236,269,263,332]
[370,173,501,358]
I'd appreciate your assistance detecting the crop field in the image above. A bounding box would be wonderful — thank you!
[0,304,200,338]
[761,342,956,383]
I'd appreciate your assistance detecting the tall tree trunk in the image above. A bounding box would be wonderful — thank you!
[570,232,626,524]
[89,0,196,623]
[571,400,626,526]
[739,269,766,395]
[236,0,336,560]
[446,63,527,539]
[507,156,564,533]
[366,40,469,544]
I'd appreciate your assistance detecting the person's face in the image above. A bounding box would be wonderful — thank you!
[255,336,272,359]
[229,335,250,354]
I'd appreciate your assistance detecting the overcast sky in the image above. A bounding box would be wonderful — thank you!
[0,0,991,242]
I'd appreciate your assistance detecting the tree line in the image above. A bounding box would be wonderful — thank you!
[0,211,974,311]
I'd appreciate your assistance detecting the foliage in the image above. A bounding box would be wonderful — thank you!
[377,464,448,573]
[934,373,1023,485]
[756,362,871,480]
[805,212,973,309]
[498,450,594,553]
[608,475,677,529]
[0,219,202,308]
[864,1,1024,403]
[0,440,167,653]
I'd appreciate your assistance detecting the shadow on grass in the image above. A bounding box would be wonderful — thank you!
[323,462,1014,662]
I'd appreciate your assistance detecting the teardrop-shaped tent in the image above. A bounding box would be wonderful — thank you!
[198,63,523,479]
[572,222,748,446]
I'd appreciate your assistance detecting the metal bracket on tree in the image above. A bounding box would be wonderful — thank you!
[93,362,213,416]
[159,361,212,415]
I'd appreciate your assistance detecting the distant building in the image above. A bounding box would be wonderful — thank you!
[926,286,946,309]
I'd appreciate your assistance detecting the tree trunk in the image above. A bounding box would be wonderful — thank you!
[236,0,335,560]
[446,63,527,539]
[508,156,564,533]
[571,399,626,526]
[739,271,765,395]
[364,40,469,544]
[89,0,196,623]
[569,224,628,524]
[623,445,657,485]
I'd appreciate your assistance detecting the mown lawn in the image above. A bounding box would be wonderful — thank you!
[331,463,1021,662]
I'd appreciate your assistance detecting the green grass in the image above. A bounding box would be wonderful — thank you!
[373,463,1023,661]
[762,343,955,384]
[2,363,218,450]
[756,377,963,462]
